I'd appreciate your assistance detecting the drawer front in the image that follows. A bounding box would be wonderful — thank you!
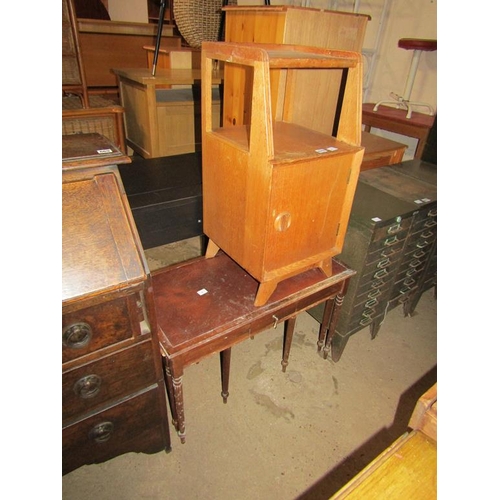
[62,385,168,475]
[63,295,141,363]
[62,340,157,422]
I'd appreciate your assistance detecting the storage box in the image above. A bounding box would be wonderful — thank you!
[118,152,202,249]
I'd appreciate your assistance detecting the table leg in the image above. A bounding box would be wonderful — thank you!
[220,348,231,403]
[323,280,350,360]
[281,316,297,373]
[163,358,179,431]
[317,298,335,351]
[172,373,186,443]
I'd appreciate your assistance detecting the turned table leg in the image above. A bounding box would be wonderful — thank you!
[281,316,297,373]
[220,348,231,403]
[317,298,335,351]
[164,357,186,443]
[323,280,350,360]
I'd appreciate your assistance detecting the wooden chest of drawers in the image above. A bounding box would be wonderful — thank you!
[309,159,437,361]
[62,134,170,475]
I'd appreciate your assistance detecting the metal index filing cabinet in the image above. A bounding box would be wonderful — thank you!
[309,159,437,362]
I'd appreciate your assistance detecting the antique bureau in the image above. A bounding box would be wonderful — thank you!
[62,134,171,474]
[309,159,437,362]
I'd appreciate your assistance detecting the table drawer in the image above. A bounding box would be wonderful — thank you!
[62,384,167,475]
[63,295,142,363]
[62,340,157,422]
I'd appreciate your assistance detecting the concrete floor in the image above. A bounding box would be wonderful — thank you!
[62,236,437,499]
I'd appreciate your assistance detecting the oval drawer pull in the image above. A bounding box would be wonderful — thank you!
[63,322,92,349]
[73,374,102,399]
[89,421,114,443]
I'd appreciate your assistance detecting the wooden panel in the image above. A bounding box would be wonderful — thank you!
[78,20,181,87]
[223,6,368,133]
[332,431,436,499]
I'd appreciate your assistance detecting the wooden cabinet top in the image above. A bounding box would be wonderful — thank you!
[222,5,370,20]
[113,67,223,86]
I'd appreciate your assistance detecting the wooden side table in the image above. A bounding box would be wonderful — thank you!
[153,252,355,442]
[362,103,435,159]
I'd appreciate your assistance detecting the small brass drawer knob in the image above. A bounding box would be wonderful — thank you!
[73,374,102,399]
[63,322,92,349]
[89,421,114,443]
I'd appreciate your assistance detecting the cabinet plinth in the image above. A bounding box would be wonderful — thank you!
[201,42,364,306]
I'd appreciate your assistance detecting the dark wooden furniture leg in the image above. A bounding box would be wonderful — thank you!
[220,348,231,403]
[164,358,186,443]
[317,298,335,352]
[281,316,297,373]
[323,281,349,360]
[163,358,179,432]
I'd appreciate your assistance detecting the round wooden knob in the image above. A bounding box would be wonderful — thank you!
[274,212,291,232]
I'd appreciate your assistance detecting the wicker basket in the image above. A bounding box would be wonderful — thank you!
[173,0,237,48]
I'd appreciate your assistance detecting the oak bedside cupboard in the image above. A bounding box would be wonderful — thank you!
[62,134,171,475]
[201,42,364,306]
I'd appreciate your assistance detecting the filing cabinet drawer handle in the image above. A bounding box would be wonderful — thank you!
[374,268,389,279]
[427,208,437,217]
[424,219,437,228]
[377,258,390,269]
[381,248,396,258]
[403,277,416,287]
[73,374,102,399]
[63,322,92,349]
[406,268,416,277]
[413,250,426,259]
[387,223,401,234]
[384,236,399,247]
[421,231,434,239]
[362,310,375,319]
[365,298,378,309]
[416,241,429,249]
[367,289,381,299]
[409,259,422,268]
[359,317,372,326]
[371,279,385,289]
[89,421,114,443]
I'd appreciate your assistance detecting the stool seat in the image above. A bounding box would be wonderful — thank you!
[398,38,437,52]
